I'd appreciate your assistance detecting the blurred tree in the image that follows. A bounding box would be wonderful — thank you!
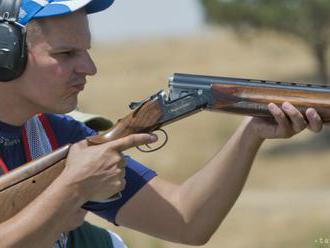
[200,0,330,84]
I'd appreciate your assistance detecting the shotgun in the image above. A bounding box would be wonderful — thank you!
[1,72,330,222]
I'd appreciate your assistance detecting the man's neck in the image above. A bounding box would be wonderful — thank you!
[0,86,37,126]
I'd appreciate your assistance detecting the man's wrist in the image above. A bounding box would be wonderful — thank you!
[240,117,265,147]
[48,176,86,209]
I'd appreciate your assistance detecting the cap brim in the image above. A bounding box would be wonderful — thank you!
[33,0,114,19]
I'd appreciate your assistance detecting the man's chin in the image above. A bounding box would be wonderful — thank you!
[48,102,78,115]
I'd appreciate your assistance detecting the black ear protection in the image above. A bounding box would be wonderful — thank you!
[0,0,27,82]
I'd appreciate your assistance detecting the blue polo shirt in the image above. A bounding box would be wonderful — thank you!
[0,113,157,224]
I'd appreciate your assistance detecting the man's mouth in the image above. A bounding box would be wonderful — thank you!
[71,84,85,92]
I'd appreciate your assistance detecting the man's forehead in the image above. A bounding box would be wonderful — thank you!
[37,11,91,49]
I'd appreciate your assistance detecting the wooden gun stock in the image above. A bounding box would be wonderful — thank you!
[0,146,69,222]
[0,100,162,222]
[210,83,330,121]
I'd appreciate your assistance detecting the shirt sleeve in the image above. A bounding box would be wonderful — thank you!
[46,114,157,225]
[83,156,157,225]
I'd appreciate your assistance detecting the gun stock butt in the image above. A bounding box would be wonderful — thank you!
[0,145,70,222]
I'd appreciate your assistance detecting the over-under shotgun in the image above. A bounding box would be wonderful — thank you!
[1,73,330,222]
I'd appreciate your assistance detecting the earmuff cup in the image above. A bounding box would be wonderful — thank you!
[0,22,27,82]
[0,0,27,82]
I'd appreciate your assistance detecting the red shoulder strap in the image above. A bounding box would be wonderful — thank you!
[21,126,32,162]
[37,113,58,150]
[22,113,59,162]
[0,158,8,174]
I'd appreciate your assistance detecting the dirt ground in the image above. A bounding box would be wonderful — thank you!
[79,29,330,248]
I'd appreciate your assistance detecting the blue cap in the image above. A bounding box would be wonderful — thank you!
[19,0,115,25]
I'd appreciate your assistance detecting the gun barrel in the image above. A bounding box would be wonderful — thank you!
[170,73,330,93]
[169,73,330,122]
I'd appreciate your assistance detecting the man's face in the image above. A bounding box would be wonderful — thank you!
[18,10,97,114]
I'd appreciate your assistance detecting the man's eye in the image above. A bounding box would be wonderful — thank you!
[59,51,74,57]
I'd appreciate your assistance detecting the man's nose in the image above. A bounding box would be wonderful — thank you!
[75,51,97,76]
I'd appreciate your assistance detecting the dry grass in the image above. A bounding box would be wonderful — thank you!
[79,29,330,248]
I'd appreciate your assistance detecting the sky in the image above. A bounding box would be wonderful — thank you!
[89,0,205,43]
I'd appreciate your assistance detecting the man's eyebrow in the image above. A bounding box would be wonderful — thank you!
[51,45,91,51]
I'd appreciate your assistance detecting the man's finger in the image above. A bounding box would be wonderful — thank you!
[109,133,158,152]
[306,108,323,132]
[281,102,307,133]
[268,103,291,129]
[70,140,88,152]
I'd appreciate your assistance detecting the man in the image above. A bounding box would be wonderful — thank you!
[0,0,324,247]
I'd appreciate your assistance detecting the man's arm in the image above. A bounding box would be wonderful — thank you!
[115,102,323,245]
[0,133,156,248]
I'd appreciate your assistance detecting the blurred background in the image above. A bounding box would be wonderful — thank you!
[80,0,330,247]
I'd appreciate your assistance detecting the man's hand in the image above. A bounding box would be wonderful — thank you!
[59,133,157,203]
[246,102,323,140]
